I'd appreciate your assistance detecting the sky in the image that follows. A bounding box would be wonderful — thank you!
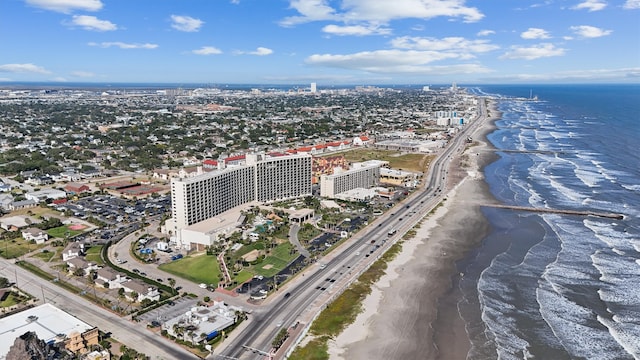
[1,0,639,85]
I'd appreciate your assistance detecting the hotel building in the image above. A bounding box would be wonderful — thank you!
[166,153,312,249]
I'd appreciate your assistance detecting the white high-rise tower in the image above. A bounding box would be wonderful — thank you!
[310,82,317,93]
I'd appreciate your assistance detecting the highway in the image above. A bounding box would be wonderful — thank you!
[217,98,489,359]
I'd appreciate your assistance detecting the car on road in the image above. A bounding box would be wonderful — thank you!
[132,268,140,273]
[319,263,327,269]
[199,283,207,288]
[157,278,163,282]
[284,292,291,298]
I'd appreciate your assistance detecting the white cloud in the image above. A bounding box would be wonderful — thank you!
[305,49,491,75]
[170,15,204,32]
[477,29,495,37]
[68,15,117,31]
[25,0,103,13]
[570,25,612,38]
[0,63,51,74]
[280,0,338,26]
[521,28,551,39]
[88,42,158,49]
[624,0,640,9]
[322,24,391,36]
[572,0,607,11]
[70,71,95,77]
[245,47,274,55]
[280,0,483,27]
[500,43,566,60]
[192,46,223,55]
[390,36,499,55]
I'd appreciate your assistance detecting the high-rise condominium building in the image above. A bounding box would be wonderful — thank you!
[320,161,381,198]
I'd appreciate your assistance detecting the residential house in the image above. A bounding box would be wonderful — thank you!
[64,182,91,194]
[21,227,48,244]
[95,268,127,289]
[25,189,67,202]
[66,257,98,276]
[353,135,372,146]
[62,242,84,261]
[121,279,160,302]
[8,199,37,211]
[80,169,102,179]
[0,182,12,192]
[0,193,13,211]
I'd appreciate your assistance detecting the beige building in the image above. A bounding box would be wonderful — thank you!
[320,160,382,198]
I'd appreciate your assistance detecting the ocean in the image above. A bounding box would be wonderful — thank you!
[461,84,640,360]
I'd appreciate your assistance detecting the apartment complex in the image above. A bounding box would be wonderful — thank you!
[320,160,383,198]
[167,153,312,249]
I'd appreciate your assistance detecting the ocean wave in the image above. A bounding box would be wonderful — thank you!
[597,316,640,359]
[537,282,628,359]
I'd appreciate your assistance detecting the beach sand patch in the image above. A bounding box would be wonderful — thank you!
[242,249,260,262]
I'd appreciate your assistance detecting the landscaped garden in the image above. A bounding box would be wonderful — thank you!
[46,224,85,239]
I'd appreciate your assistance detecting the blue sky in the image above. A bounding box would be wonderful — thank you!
[1,0,639,84]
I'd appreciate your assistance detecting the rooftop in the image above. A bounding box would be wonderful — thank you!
[0,303,95,359]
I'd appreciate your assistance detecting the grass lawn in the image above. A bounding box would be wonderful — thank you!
[47,225,84,239]
[31,249,56,262]
[159,254,221,286]
[0,238,44,259]
[338,148,431,173]
[84,246,104,265]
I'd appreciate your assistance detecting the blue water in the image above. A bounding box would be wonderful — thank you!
[462,84,640,359]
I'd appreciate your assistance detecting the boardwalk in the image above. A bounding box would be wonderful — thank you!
[483,204,624,220]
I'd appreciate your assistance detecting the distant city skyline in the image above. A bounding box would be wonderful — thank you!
[2,0,639,84]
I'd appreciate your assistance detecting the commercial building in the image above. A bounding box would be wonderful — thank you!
[0,303,99,359]
[167,152,312,249]
[162,301,238,344]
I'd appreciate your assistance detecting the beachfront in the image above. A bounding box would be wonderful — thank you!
[327,99,500,360]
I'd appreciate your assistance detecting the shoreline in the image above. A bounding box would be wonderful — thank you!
[327,98,501,360]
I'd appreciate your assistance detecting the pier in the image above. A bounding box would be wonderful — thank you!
[483,204,624,220]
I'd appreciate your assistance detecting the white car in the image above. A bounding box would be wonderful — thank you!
[199,283,207,288]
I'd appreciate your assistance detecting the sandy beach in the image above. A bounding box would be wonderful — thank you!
[328,100,500,360]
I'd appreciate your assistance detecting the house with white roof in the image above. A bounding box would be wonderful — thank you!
[21,227,48,244]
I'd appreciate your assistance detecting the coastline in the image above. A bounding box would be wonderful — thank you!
[327,99,501,360]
